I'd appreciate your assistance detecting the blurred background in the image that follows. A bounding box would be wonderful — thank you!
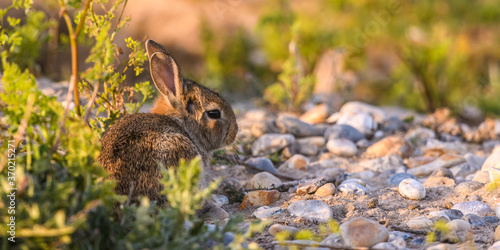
[2,0,500,117]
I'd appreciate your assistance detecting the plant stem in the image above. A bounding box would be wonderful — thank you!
[59,0,92,117]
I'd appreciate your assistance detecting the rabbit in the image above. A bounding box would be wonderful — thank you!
[98,39,238,207]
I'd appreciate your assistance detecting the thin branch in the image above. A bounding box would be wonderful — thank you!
[0,94,35,172]
[83,81,99,124]
[74,0,92,36]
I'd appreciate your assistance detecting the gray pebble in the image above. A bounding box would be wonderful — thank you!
[252,206,282,219]
[462,213,486,227]
[484,216,499,224]
[276,115,323,137]
[245,157,278,175]
[454,181,484,194]
[287,200,333,221]
[452,201,493,217]
[430,167,454,179]
[388,173,416,186]
[324,124,365,143]
[338,182,368,196]
[252,133,295,156]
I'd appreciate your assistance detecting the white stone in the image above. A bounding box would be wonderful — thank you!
[398,178,426,200]
[326,139,358,157]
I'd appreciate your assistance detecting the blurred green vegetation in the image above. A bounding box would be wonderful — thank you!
[200,0,500,114]
[0,1,261,248]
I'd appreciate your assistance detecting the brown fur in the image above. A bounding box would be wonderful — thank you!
[98,40,238,206]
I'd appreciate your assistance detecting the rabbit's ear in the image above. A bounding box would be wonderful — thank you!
[150,52,184,101]
[146,39,170,60]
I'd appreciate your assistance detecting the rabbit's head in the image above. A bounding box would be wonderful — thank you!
[146,39,238,151]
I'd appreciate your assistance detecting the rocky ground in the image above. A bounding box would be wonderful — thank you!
[207,101,500,250]
[34,79,500,249]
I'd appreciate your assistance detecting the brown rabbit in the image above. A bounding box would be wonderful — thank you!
[98,39,238,206]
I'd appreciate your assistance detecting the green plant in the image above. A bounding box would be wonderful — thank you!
[263,39,316,112]
[0,1,261,249]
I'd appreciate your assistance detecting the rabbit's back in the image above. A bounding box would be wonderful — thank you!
[99,113,200,202]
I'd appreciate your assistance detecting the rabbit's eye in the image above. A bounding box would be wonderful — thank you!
[206,109,221,119]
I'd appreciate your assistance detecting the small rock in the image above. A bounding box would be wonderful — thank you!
[389,231,413,240]
[484,216,499,224]
[390,237,406,249]
[357,155,404,172]
[287,142,320,156]
[372,242,397,249]
[287,200,333,221]
[320,233,341,246]
[462,214,486,227]
[482,149,500,171]
[250,120,280,137]
[338,182,368,196]
[339,217,389,247]
[336,112,377,135]
[430,168,454,179]
[374,130,384,138]
[405,156,437,169]
[407,154,466,176]
[324,124,365,143]
[495,225,500,241]
[451,201,493,217]
[368,198,378,208]
[339,101,387,123]
[296,136,326,147]
[388,173,416,186]
[276,115,323,137]
[405,127,436,147]
[454,181,484,194]
[497,204,500,218]
[245,157,279,175]
[382,116,406,132]
[252,206,282,219]
[204,206,229,221]
[342,178,366,186]
[218,178,245,203]
[411,238,426,245]
[299,103,329,124]
[252,133,295,156]
[268,224,299,236]
[297,179,324,195]
[399,179,426,200]
[425,139,467,155]
[350,170,375,180]
[238,190,280,210]
[315,183,336,197]
[472,170,491,183]
[326,139,358,157]
[428,243,458,250]
[223,232,234,246]
[210,194,229,207]
[446,219,471,232]
[279,154,309,171]
[356,139,372,148]
[364,135,412,158]
[250,172,282,189]
[407,216,433,231]
[467,195,483,202]
[464,153,486,170]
